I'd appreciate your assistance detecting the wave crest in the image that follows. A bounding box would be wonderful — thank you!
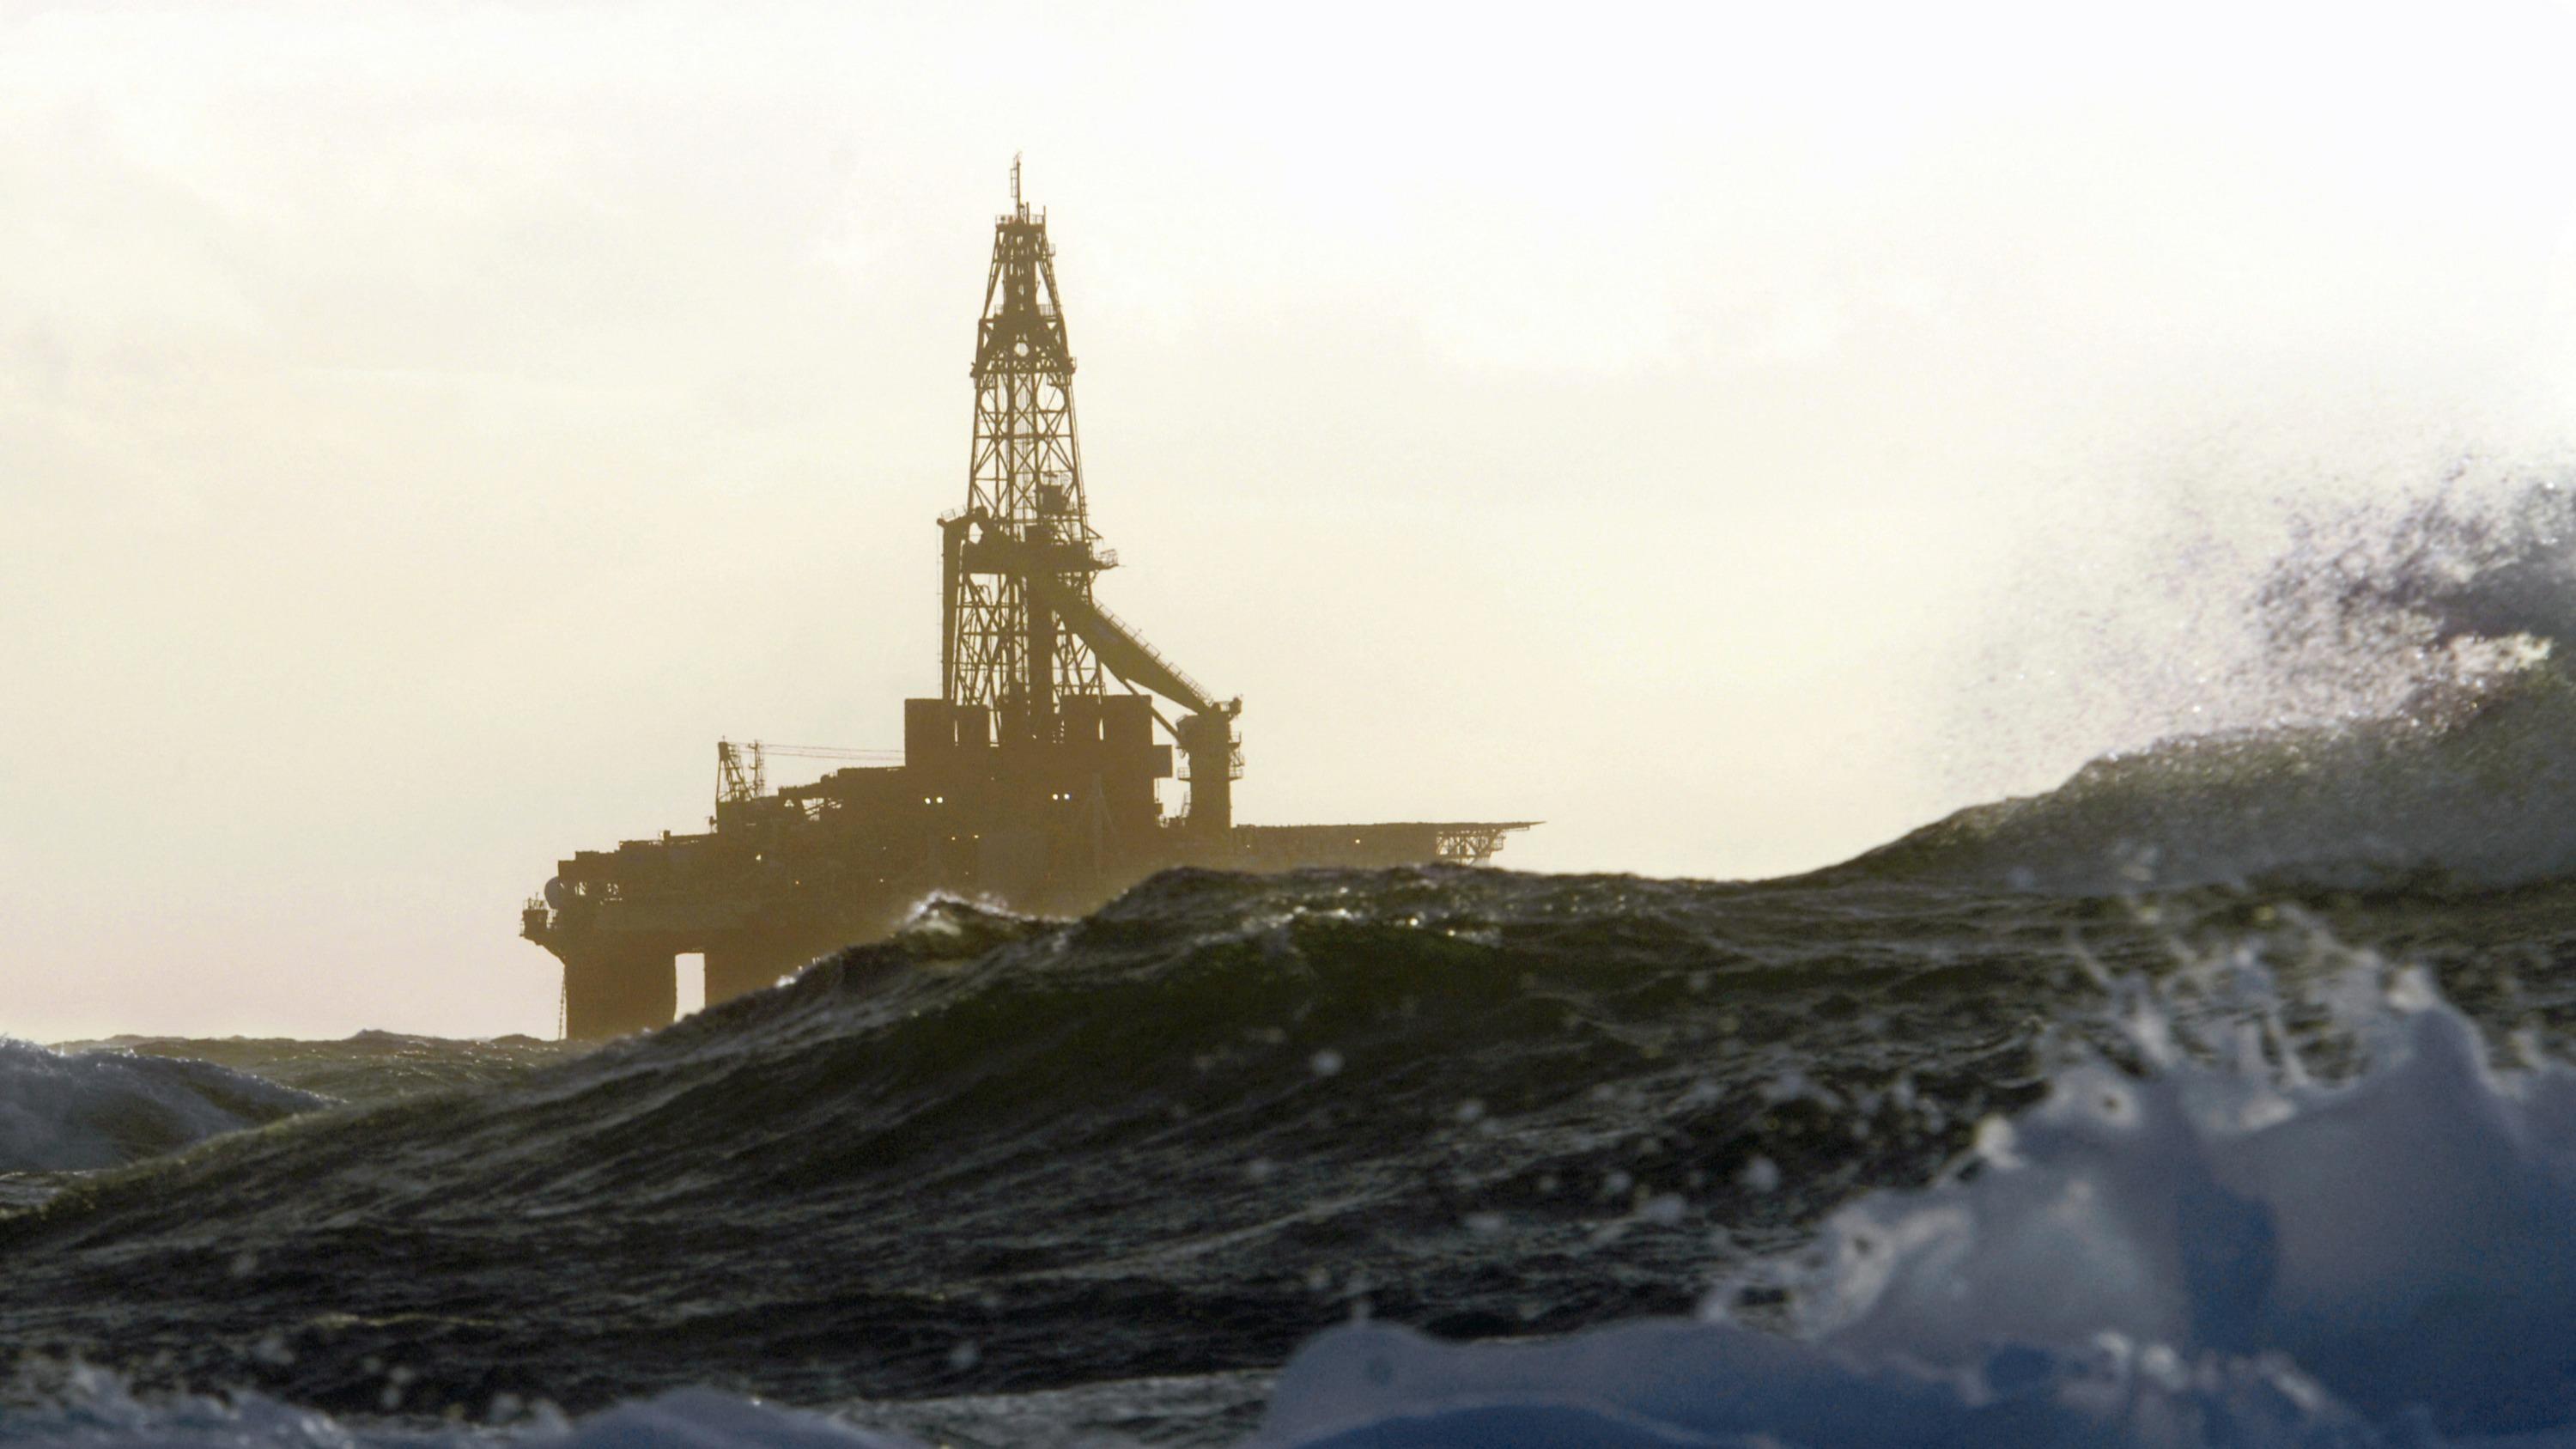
[0,1039,327,1173]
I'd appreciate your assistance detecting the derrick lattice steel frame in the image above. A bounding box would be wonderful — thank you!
[943,171,1108,734]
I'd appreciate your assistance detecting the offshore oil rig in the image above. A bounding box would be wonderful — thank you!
[522,166,1534,1038]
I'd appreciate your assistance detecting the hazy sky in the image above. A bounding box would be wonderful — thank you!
[8,1,2576,1040]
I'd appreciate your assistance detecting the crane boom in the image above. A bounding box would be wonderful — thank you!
[948,510,1230,718]
[1020,573,1217,715]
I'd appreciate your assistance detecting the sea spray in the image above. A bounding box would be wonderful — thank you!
[1912,472,2576,895]
[1838,663,2576,892]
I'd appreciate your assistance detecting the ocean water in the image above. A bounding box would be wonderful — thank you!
[22,496,2576,1445]
[13,852,2576,1446]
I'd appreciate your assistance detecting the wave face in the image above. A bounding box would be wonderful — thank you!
[0,1038,329,1173]
[5,876,2576,1446]
[0,872,2138,1420]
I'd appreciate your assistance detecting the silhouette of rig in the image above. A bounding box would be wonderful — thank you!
[523,163,1533,1038]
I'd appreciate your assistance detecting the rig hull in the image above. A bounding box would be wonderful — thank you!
[526,696,1528,1038]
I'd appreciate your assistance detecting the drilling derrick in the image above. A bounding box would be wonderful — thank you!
[945,157,1108,732]
[939,158,1241,834]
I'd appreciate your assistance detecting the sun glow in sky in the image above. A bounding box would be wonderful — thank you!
[8,0,2576,1038]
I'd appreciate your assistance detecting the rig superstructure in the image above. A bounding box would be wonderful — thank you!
[522,166,1533,1038]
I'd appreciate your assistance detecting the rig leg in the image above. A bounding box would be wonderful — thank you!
[704,941,803,1007]
[561,944,677,1041]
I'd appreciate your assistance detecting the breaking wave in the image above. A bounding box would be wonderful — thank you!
[0,1038,328,1174]
[1857,479,2576,893]
[1844,664,2576,892]
[1255,955,2576,1446]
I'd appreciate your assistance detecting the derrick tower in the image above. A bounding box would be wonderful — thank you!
[943,156,1111,739]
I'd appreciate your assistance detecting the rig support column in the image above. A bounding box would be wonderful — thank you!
[704,942,797,1008]
[561,944,677,1041]
[1178,709,1236,840]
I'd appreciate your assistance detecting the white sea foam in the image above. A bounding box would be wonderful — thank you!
[0,1038,328,1173]
[1251,959,2576,1446]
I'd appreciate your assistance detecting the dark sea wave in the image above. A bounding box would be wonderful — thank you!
[0,1039,325,1176]
[0,870,2081,1415]
[8,851,2576,1446]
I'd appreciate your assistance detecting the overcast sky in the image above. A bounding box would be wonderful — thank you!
[7,0,2576,1039]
